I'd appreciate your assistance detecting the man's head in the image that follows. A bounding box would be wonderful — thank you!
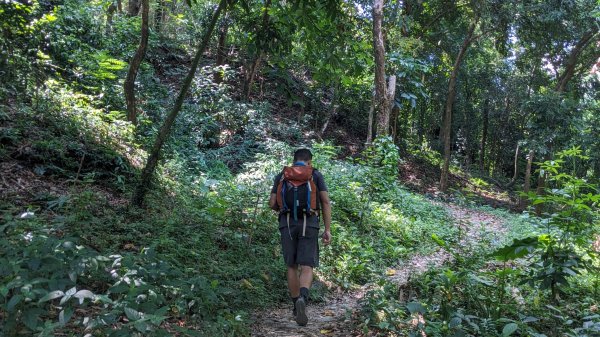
[293,148,313,165]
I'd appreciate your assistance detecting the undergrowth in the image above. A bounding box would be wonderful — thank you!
[1,105,461,335]
[358,150,600,337]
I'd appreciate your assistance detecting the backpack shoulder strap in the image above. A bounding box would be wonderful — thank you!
[276,169,289,212]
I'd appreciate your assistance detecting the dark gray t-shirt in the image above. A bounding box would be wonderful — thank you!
[271,168,328,194]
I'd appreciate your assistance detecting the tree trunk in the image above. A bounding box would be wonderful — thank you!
[555,29,597,92]
[123,0,149,125]
[127,0,141,16]
[243,53,263,100]
[366,100,374,145]
[132,0,227,207]
[505,143,520,189]
[520,150,534,209]
[531,30,598,207]
[440,20,477,192]
[417,97,425,145]
[214,13,229,84]
[298,86,305,123]
[321,86,338,135]
[479,97,489,172]
[117,0,122,13]
[373,0,390,136]
[243,0,271,100]
[391,103,400,143]
[106,2,117,35]
[155,0,165,33]
[535,162,548,216]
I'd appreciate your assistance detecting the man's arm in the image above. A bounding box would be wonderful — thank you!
[319,190,332,245]
[269,193,279,211]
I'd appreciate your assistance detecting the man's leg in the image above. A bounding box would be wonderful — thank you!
[294,229,317,327]
[294,265,310,326]
[286,265,300,298]
[298,265,313,291]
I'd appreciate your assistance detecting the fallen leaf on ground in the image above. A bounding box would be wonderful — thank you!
[386,268,396,276]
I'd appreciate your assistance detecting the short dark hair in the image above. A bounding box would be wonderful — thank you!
[293,148,313,162]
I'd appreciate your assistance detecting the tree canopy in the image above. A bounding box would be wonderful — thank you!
[1,0,599,335]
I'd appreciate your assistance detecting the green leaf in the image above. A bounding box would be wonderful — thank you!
[502,323,518,336]
[431,233,448,248]
[378,321,390,329]
[406,302,425,314]
[207,207,226,215]
[38,290,64,303]
[109,282,129,294]
[491,236,538,261]
[470,274,494,286]
[149,313,167,325]
[562,267,577,276]
[23,308,43,330]
[522,316,539,323]
[125,307,141,321]
[7,294,22,311]
[134,320,149,332]
[59,307,74,325]
[449,316,462,328]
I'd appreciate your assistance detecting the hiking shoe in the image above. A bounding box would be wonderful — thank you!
[295,297,308,326]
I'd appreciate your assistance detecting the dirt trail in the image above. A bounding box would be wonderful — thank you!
[250,202,508,337]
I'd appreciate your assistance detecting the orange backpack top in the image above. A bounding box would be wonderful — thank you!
[276,165,319,219]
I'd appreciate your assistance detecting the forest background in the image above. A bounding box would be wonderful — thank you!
[0,0,599,336]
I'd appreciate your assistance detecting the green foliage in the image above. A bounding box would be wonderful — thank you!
[0,181,281,336]
[362,136,401,185]
[2,0,599,336]
[360,149,599,337]
[1,81,137,190]
[307,141,455,287]
[495,148,600,299]
[0,211,183,336]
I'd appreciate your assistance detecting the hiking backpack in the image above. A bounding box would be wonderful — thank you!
[276,165,319,220]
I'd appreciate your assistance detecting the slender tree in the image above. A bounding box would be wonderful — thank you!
[132,0,228,206]
[506,143,520,188]
[479,97,489,172]
[123,0,149,125]
[555,29,598,93]
[127,0,141,16]
[106,2,118,35]
[242,0,271,100]
[532,28,598,214]
[372,0,396,137]
[440,19,478,192]
[519,149,534,209]
[214,12,229,84]
[155,0,166,33]
[366,98,374,144]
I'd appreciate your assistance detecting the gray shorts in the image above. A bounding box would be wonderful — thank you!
[279,215,320,267]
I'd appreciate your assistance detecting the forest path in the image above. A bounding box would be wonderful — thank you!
[250,202,508,337]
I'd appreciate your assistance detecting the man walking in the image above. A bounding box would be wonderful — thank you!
[269,148,332,326]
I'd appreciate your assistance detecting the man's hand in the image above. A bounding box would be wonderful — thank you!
[321,230,331,246]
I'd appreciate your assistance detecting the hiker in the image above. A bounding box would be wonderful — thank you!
[269,148,332,326]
